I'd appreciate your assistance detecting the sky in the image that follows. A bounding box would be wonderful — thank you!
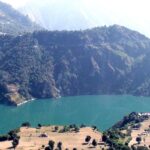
[1,0,150,37]
[1,0,29,8]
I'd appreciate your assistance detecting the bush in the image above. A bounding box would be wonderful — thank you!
[92,126,97,130]
[57,142,62,150]
[80,124,86,128]
[48,140,55,149]
[102,134,108,142]
[8,129,20,141]
[59,126,70,133]
[74,126,80,132]
[137,146,148,150]
[54,126,59,132]
[85,135,91,143]
[12,138,19,148]
[0,135,9,141]
[38,123,42,128]
[92,139,97,147]
[21,122,31,127]
[136,137,142,144]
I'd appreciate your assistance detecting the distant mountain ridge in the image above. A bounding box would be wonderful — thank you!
[0,25,150,105]
[0,1,41,35]
[19,0,104,31]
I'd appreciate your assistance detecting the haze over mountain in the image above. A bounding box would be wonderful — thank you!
[0,1,41,35]
[2,0,150,37]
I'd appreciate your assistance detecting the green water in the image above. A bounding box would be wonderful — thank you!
[0,95,150,134]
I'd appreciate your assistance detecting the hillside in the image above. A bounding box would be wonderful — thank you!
[1,25,150,105]
[104,112,150,150]
[0,125,106,150]
[0,1,41,35]
[0,113,150,149]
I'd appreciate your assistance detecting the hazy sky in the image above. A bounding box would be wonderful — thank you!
[1,0,150,37]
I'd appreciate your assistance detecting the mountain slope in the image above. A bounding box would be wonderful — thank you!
[19,0,106,31]
[0,25,150,105]
[0,1,41,35]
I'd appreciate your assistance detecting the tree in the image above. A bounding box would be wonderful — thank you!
[80,124,86,128]
[8,129,20,140]
[85,135,91,143]
[136,137,142,144]
[92,126,97,130]
[45,146,51,150]
[38,123,42,128]
[54,126,59,132]
[102,134,107,142]
[21,122,31,127]
[0,135,9,141]
[92,139,97,147]
[57,142,62,150]
[74,126,80,132]
[48,140,55,149]
[12,138,19,149]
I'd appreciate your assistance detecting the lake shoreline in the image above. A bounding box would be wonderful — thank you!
[1,95,150,134]
[1,94,149,107]
[16,98,36,106]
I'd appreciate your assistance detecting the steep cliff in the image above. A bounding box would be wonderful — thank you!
[0,25,150,105]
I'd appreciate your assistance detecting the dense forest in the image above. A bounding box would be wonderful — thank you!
[1,25,150,104]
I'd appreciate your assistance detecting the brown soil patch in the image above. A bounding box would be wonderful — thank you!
[0,126,107,150]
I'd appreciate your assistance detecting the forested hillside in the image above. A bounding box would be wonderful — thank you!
[1,25,150,105]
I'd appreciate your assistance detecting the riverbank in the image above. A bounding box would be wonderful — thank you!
[16,98,36,106]
[1,112,150,149]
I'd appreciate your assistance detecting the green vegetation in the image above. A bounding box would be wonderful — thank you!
[136,146,149,150]
[12,137,19,148]
[112,112,148,130]
[1,25,150,105]
[92,139,97,147]
[103,129,131,150]
[57,142,62,150]
[0,135,10,142]
[59,124,80,133]
[48,140,55,149]
[21,122,31,127]
[85,135,91,143]
[136,137,142,144]
[0,112,150,150]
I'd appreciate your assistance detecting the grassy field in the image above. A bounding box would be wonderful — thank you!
[0,126,108,150]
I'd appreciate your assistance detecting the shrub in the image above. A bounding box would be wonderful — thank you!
[57,142,62,150]
[48,140,55,149]
[80,124,86,128]
[137,146,148,150]
[0,135,9,141]
[12,138,19,148]
[92,139,97,147]
[85,135,91,143]
[21,122,31,127]
[54,126,59,132]
[136,137,142,144]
